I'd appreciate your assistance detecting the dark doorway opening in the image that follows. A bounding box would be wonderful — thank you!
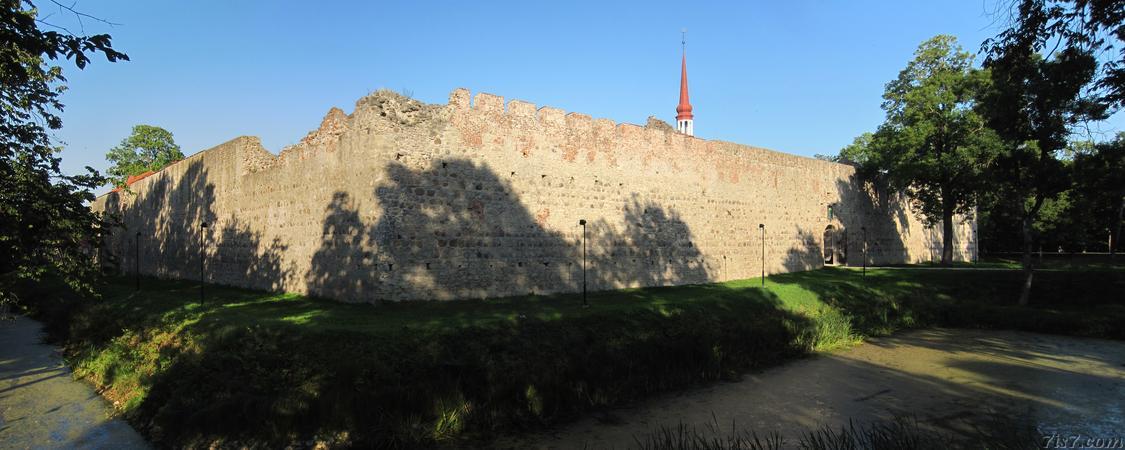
[824,225,835,265]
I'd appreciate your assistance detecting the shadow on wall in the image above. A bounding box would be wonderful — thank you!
[101,157,945,303]
[782,228,823,273]
[100,160,214,279]
[213,217,292,292]
[833,175,912,266]
[101,160,292,292]
[306,159,709,302]
[777,174,912,274]
[587,197,709,291]
[835,174,978,265]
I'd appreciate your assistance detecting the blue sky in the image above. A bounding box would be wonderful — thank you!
[51,0,1124,190]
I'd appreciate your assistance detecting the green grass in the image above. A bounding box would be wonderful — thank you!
[83,276,835,336]
[903,253,1125,271]
[23,264,1125,448]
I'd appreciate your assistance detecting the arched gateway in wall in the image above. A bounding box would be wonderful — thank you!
[823,225,847,266]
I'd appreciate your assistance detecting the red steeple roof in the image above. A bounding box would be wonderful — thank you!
[676,51,693,121]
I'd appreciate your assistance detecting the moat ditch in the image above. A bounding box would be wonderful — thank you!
[505,328,1125,449]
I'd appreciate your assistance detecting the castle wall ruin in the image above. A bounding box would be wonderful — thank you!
[91,89,977,302]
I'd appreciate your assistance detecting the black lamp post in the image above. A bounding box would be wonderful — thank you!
[758,223,765,287]
[135,232,141,291]
[200,221,208,303]
[861,226,867,277]
[579,219,587,307]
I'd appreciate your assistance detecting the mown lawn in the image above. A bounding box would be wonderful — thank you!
[906,253,1125,271]
[85,276,836,337]
[25,264,1125,448]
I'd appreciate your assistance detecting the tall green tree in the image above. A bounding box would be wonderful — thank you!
[1073,134,1125,256]
[105,125,184,187]
[982,0,1123,304]
[978,140,1108,255]
[979,45,1106,305]
[1,1,127,307]
[861,35,1000,265]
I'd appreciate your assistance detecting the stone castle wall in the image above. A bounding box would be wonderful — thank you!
[92,89,977,302]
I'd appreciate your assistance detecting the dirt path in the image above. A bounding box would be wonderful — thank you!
[0,316,148,449]
[509,328,1125,449]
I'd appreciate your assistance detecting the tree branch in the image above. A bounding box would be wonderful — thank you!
[47,0,122,28]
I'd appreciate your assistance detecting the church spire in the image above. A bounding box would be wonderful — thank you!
[676,30,694,136]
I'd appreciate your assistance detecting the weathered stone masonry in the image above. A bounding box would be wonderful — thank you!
[92,89,977,302]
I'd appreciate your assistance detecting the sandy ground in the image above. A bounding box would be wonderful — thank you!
[0,316,148,449]
[505,328,1125,449]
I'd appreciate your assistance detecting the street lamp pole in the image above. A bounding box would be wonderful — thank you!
[759,223,765,287]
[135,232,141,291]
[861,226,867,277]
[200,222,208,303]
[579,219,587,307]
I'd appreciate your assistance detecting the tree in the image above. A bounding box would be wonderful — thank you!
[105,125,184,187]
[979,44,1105,305]
[980,141,1105,255]
[860,35,1000,265]
[837,132,876,166]
[818,132,877,166]
[0,1,127,307]
[1073,134,1125,256]
[985,0,1125,108]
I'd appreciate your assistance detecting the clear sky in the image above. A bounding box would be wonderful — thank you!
[50,0,1124,192]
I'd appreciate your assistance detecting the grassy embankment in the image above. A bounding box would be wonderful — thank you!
[24,262,1125,448]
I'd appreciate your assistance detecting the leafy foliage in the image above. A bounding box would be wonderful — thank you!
[984,0,1125,108]
[849,36,1001,264]
[985,136,1123,255]
[0,1,127,306]
[836,132,876,166]
[1072,134,1125,253]
[105,124,184,187]
[815,133,876,166]
[980,29,1106,303]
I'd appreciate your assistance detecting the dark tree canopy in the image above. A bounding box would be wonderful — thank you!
[0,0,127,305]
[979,32,1106,303]
[984,0,1125,108]
[1073,134,1125,254]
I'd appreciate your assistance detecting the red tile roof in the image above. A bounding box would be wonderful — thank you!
[110,170,157,193]
[125,170,156,186]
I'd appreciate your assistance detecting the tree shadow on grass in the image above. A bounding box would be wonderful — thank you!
[766,264,1125,344]
[98,275,834,447]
